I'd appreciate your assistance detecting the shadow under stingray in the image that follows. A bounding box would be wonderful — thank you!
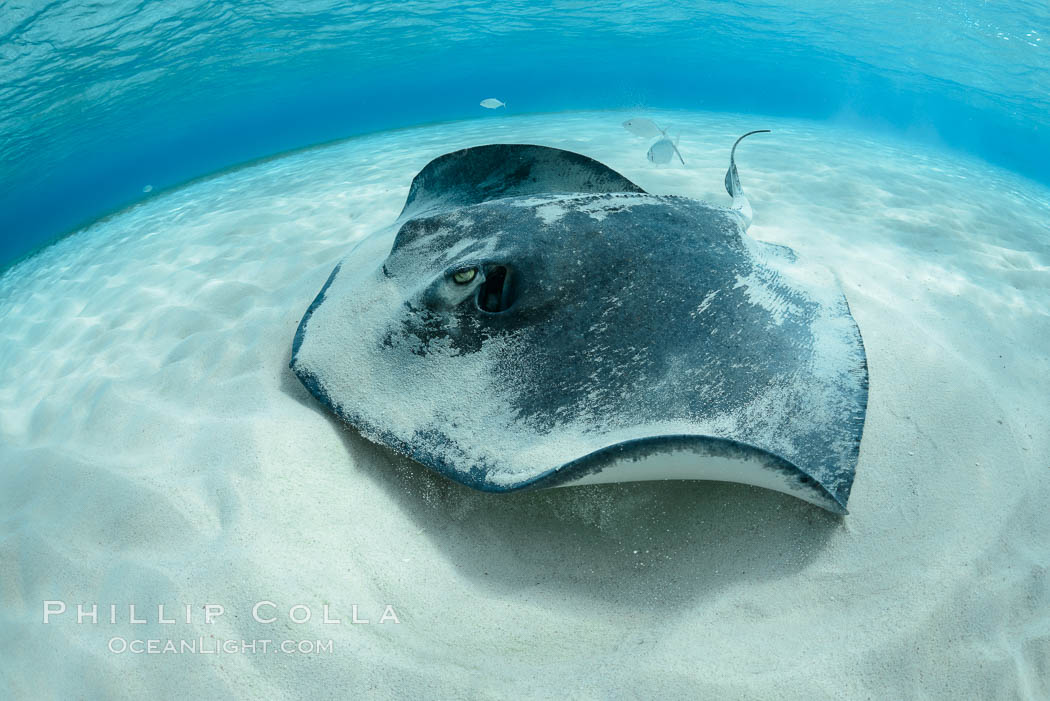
[279,356,841,612]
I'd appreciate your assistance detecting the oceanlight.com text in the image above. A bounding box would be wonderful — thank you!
[107,637,335,655]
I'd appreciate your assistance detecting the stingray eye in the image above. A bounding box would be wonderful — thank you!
[452,268,477,285]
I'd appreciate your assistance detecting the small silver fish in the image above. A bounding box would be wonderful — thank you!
[647,135,685,165]
[480,98,505,109]
[622,118,664,138]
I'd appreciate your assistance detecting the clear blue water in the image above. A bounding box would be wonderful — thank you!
[1,1,1047,267]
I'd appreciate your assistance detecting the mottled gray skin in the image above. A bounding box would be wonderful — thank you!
[291,144,868,513]
[393,197,808,431]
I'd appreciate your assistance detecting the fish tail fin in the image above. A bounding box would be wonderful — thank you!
[724,130,770,230]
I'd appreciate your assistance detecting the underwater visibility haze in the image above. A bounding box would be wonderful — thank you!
[1,0,1049,265]
[1,2,1050,699]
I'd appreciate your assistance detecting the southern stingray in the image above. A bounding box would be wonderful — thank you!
[290,133,868,514]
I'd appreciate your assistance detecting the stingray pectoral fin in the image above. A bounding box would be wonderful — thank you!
[724,129,770,230]
[398,144,646,220]
[530,436,849,515]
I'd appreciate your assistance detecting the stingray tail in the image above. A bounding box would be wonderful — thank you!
[724,129,770,230]
[672,134,685,165]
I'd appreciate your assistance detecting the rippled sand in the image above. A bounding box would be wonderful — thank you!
[1,111,1048,699]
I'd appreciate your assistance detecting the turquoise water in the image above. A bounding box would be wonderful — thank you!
[3,5,1050,693]
[1,1,1047,266]
[2,110,1048,698]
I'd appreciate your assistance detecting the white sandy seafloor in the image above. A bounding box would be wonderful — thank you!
[1,110,1048,699]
